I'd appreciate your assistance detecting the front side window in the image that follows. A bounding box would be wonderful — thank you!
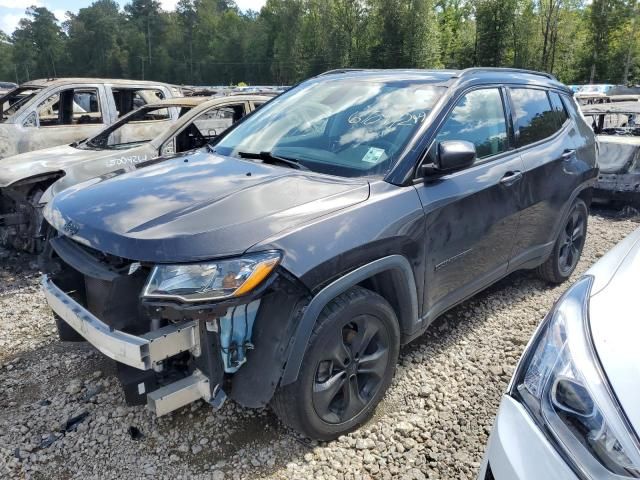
[431,88,508,161]
[0,87,42,121]
[511,88,558,147]
[83,105,178,150]
[173,105,244,153]
[214,78,445,178]
[193,104,244,136]
[37,88,103,127]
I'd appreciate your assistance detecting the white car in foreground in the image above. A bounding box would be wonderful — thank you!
[479,227,640,480]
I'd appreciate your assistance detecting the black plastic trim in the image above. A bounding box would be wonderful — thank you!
[280,254,418,386]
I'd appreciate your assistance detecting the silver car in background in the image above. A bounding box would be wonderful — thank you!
[479,227,640,480]
[0,94,272,252]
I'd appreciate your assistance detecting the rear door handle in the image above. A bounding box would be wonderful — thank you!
[561,149,576,161]
[500,170,523,186]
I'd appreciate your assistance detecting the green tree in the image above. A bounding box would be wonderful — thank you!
[12,7,67,79]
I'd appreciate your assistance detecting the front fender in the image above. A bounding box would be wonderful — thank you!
[280,254,419,386]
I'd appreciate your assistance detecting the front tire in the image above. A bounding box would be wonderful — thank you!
[272,286,400,440]
[536,198,588,283]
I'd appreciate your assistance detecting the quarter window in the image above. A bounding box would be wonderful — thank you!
[432,88,508,161]
[511,88,558,147]
[549,92,569,128]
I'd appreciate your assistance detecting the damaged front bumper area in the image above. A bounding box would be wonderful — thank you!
[42,275,201,371]
[42,274,227,415]
[40,236,289,417]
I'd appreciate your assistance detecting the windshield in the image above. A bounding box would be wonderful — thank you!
[0,86,42,121]
[213,78,445,177]
[83,105,179,150]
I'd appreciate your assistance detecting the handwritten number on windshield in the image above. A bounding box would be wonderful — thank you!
[348,111,426,128]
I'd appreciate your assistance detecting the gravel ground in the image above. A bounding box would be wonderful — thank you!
[1,209,638,480]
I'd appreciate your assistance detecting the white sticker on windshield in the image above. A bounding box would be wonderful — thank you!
[362,147,385,164]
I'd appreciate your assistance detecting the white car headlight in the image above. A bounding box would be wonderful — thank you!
[142,251,281,302]
[512,276,640,479]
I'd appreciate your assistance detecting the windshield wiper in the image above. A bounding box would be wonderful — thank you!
[237,151,309,171]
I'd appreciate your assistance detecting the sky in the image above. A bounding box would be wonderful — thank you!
[0,0,267,36]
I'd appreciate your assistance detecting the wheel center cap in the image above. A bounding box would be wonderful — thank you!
[347,362,358,375]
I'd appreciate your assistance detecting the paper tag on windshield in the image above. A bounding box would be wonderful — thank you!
[362,147,385,164]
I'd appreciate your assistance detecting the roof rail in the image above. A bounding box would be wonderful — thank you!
[317,69,367,76]
[456,67,557,81]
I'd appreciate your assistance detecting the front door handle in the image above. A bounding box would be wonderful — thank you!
[561,149,576,161]
[500,170,523,186]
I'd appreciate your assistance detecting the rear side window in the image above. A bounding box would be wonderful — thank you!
[432,88,508,161]
[549,92,569,127]
[511,88,558,147]
[112,88,166,118]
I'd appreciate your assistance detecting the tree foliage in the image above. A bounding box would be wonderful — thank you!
[2,0,639,85]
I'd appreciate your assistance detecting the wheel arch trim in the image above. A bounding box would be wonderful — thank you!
[280,254,418,386]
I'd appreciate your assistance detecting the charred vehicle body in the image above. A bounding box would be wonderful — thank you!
[581,102,640,205]
[0,78,183,160]
[0,94,271,252]
[41,68,597,440]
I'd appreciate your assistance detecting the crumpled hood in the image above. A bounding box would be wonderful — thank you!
[0,144,114,188]
[45,151,370,262]
[587,227,640,435]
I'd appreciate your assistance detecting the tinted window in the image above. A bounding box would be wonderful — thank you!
[433,88,508,160]
[549,92,569,127]
[511,88,558,147]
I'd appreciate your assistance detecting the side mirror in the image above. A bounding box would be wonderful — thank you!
[436,140,476,172]
[161,139,176,156]
[23,112,37,128]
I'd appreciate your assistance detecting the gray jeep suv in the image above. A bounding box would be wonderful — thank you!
[41,68,597,440]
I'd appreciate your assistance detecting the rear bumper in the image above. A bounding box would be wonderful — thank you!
[42,274,201,371]
[478,396,578,480]
[593,172,640,204]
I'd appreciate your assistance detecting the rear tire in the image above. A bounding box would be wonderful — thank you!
[536,198,588,283]
[272,286,400,440]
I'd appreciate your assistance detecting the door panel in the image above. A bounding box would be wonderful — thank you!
[413,87,523,321]
[508,88,586,268]
[416,153,523,320]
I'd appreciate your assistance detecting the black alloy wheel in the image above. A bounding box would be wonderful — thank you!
[312,314,390,424]
[537,198,589,284]
[558,204,586,276]
[271,286,400,440]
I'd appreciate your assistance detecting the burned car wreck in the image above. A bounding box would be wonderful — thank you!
[0,94,270,252]
[41,68,597,439]
[581,101,640,205]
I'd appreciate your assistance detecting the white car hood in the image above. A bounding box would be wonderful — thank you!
[0,144,116,188]
[588,227,640,436]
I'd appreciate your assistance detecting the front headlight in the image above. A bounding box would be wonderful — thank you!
[142,251,281,302]
[512,275,640,479]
